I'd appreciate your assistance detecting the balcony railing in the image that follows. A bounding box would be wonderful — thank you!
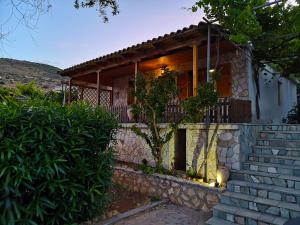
[106,98,252,124]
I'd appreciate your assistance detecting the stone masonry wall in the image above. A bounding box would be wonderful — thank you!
[185,124,241,181]
[113,166,223,213]
[231,52,249,100]
[114,124,245,182]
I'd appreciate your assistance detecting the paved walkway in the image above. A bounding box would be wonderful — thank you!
[114,203,210,225]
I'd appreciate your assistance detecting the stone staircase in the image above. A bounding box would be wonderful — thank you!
[206,125,300,225]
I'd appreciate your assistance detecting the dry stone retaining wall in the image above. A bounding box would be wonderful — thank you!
[113,166,223,213]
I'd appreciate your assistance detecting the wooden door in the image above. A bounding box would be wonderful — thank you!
[174,129,186,171]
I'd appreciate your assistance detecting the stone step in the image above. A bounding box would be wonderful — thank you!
[249,154,300,166]
[213,203,288,225]
[257,138,300,148]
[244,161,300,176]
[230,169,300,189]
[221,192,300,219]
[205,217,239,225]
[263,125,300,132]
[253,145,300,157]
[227,180,300,204]
[260,131,300,140]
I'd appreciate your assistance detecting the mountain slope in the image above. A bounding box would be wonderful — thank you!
[0,58,65,89]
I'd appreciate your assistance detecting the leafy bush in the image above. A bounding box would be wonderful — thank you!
[286,104,300,123]
[0,86,14,102]
[131,69,180,168]
[15,82,44,99]
[0,100,118,225]
[181,83,218,122]
[0,82,64,104]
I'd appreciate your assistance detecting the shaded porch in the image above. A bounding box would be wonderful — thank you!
[61,23,252,123]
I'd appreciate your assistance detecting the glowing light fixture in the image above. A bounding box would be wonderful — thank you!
[161,65,168,75]
[216,174,222,185]
[209,68,216,73]
[209,182,215,187]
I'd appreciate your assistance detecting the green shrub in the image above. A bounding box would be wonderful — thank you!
[0,100,118,225]
[15,82,44,99]
[286,104,300,123]
[0,83,64,105]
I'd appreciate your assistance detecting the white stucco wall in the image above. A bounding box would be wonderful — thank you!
[256,66,297,123]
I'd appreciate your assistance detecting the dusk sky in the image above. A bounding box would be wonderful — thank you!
[0,0,203,69]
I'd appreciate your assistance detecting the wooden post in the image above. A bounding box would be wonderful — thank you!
[80,87,84,100]
[68,79,72,104]
[192,44,199,96]
[134,61,139,104]
[96,71,101,106]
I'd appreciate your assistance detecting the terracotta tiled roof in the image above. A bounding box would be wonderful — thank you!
[60,22,215,75]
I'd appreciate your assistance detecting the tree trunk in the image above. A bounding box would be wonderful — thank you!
[253,63,260,120]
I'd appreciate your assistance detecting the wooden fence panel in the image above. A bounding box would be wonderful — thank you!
[107,98,251,124]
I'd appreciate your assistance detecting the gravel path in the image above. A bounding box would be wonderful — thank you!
[114,203,210,225]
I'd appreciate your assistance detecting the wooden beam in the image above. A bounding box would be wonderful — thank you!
[193,44,199,96]
[71,80,112,91]
[68,79,72,104]
[63,37,210,77]
[96,71,101,105]
[134,61,139,104]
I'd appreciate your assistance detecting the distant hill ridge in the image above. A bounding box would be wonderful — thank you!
[0,58,65,90]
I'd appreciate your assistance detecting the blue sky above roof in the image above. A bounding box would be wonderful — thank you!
[0,0,202,69]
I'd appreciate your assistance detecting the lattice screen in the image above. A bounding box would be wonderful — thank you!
[100,90,111,107]
[82,88,98,107]
[67,85,112,107]
[65,86,80,102]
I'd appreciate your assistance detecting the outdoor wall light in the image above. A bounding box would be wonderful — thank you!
[209,68,216,73]
[161,65,168,75]
[216,173,222,185]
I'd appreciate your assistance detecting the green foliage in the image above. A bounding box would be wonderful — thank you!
[138,159,178,177]
[286,103,300,123]
[131,69,180,168]
[193,0,300,76]
[74,0,119,22]
[186,167,197,178]
[0,83,63,104]
[181,83,218,122]
[0,100,118,225]
[15,82,44,99]
[0,87,14,102]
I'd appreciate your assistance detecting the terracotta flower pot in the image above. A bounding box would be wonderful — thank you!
[217,166,230,185]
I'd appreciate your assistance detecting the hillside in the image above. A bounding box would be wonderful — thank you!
[0,58,66,90]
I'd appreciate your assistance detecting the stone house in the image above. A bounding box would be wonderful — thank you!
[58,22,297,174]
[59,23,300,224]
[58,22,298,175]
[59,22,297,123]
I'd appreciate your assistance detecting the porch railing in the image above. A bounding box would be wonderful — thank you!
[106,98,252,124]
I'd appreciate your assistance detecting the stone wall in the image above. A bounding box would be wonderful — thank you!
[114,124,156,166]
[113,166,223,213]
[185,124,241,180]
[114,124,255,182]
[231,52,249,100]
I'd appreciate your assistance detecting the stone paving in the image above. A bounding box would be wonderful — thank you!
[114,203,210,225]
